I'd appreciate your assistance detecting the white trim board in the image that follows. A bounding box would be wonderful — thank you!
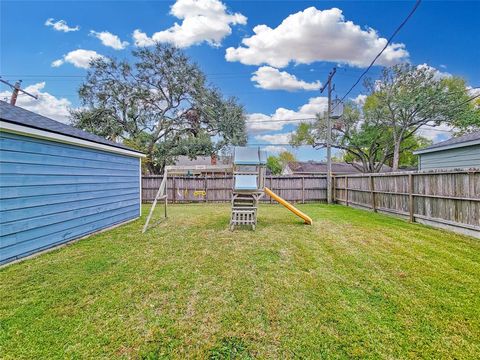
[413,139,480,155]
[0,121,145,158]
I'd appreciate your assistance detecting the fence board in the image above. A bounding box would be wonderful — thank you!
[142,170,479,238]
[142,175,327,204]
[334,169,480,238]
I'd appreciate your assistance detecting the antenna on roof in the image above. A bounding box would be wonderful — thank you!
[0,77,38,106]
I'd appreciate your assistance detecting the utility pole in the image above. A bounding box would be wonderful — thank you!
[0,77,38,105]
[320,67,336,204]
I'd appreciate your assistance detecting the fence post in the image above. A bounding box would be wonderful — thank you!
[269,176,273,204]
[332,175,336,203]
[370,175,376,212]
[302,177,305,204]
[408,173,414,222]
[204,174,208,203]
[345,176,349,206]
[172,176,176,204]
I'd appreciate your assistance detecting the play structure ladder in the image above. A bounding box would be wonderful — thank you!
[230,193,259,230]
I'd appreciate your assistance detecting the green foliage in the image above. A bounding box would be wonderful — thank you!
[441,77,480,133]
[71,44,247,174]
[278,151,296,165]
[290,122,315,147]
[397,135,433,168]
[292,102,394,172]
[266,155,282,175]
[293,64,478,172]
[363,64,478,169]
[266,151,296,175]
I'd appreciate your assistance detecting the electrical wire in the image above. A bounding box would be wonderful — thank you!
[333,0,422,109]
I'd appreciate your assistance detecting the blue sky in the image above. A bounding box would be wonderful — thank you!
[1,0,479,160]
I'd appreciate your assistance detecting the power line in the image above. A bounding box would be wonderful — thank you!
[1,68,368,79]
[333,0,422,108]
[247,117,317,123]
[0,77,38,105]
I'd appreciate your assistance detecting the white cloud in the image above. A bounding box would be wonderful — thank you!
[51,59,64,68]
[418,123,454,143]
[416,63,451,81]
[90,31,129,50]
[467,86,480,97]
[255,131,294,144]
[262,145,288,154]
[251,66,321,91]
[133,0,246,48]
[226,7,408,68]
[247,96,328,133]
[132,30,156,47]
[0,82,72,123]
[45,18,79,32]
[352,94,367,105]
[51,49,105,69]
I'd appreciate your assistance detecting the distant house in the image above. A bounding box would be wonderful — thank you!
[171,155,232,175]
[174,155,217,167]
[282,161,362,175]
[414,131,480,170]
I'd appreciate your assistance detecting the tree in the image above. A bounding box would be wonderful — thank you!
[291,102,395,172]
[396,135,432,168]
[266,155,282,175]
[441,77,480,133]
[363,64,477,170]
[266,151,296,175]
[278,151,296,166]
[71,43,247,173]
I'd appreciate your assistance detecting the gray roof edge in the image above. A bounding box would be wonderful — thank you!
[413,138,480,155]
[0,101,144,155]
[1,117,145,155]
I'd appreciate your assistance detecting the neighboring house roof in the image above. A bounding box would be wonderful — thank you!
[0,101,143,154]
[174,156,214,166]
[285,161,361,174]
[414,131,480,155]
[284,161,392,174]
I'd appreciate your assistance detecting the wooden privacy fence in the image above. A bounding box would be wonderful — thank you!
[142,175,327,203]
[334,169,480,237]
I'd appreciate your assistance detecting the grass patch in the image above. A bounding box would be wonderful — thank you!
[1,204,479,359]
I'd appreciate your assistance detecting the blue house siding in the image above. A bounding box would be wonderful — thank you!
[418,144,480,170]
[0,131,141,264]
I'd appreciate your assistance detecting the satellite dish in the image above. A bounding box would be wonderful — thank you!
[330,99,344,119]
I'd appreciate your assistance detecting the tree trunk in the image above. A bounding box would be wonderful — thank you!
[392,139,401,171]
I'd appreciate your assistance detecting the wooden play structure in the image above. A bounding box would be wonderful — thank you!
[142,147,312,233]
[229,147,267,230]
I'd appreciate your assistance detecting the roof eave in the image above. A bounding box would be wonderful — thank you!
[0,120,146,158]
[414,139,480,155]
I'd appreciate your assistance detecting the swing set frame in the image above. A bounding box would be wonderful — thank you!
[142,164,232,233]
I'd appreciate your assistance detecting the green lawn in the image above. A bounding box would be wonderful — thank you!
[1,204,479,359]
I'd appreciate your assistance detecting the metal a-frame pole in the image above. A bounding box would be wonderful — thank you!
[142,170,168,233]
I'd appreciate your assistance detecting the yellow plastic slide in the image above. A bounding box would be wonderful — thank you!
[264,187,312,225]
